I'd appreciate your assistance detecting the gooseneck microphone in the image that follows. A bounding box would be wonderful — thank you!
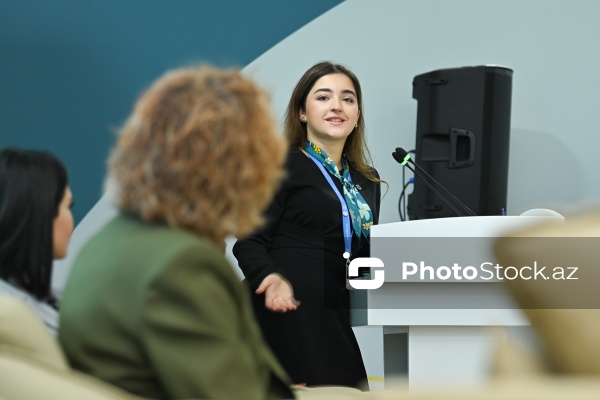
[392,147,477,217]
[392,151,467,217]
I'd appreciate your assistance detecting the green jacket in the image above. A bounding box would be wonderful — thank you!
[59,214,294,399]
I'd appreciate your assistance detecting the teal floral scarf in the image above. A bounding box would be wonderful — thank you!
[304,140,373,241]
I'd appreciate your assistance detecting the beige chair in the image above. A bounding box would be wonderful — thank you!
[493,209,600,376]
[0,294,141,400]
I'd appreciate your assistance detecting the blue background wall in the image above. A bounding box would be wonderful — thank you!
[0,0,343,223]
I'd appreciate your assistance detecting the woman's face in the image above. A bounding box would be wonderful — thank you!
[53,186,74,259]
[300,73,360,147]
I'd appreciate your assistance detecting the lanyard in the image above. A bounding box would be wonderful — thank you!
[306,153,353,263]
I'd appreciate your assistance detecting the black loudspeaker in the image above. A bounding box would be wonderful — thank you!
[407,65,513,220]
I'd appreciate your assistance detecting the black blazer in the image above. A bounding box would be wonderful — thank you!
[233,149,381,388]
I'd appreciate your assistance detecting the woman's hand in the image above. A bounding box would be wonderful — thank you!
[256,273,300,312]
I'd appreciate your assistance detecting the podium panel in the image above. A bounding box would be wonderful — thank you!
[352,215,563,388]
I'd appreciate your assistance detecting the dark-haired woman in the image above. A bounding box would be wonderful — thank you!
[234,61,382,389]
[0,148,74,336]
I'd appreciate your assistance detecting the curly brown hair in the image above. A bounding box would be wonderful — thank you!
[107,66,286,244]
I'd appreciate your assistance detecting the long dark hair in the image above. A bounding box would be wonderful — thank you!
[0,148,68,301]
[284,61,379,182]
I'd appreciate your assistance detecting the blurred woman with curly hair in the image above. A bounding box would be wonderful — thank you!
[58,66,294,400]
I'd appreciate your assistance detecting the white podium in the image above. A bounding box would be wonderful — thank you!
[351,214,563,389]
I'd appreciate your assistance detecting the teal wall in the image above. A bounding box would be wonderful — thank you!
[0,0,343,223]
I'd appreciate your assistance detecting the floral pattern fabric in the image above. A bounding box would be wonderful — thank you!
[303,140,373,241]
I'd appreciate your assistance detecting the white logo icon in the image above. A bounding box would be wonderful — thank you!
[348,257,385,290]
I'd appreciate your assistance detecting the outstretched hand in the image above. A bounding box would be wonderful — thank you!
[256,273,300,313]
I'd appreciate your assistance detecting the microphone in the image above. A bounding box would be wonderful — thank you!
[392,151,467,217]
[392,147,477,217]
